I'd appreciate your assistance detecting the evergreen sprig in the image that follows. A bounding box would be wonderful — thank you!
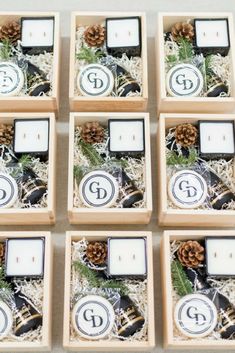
[178,37,194,61]
[73,260,129,296]
[74,165,85,185]
[76,47,105,64]
[171,259,193,297]
[0,39,12,60]
[18,154,33,170]
[78,140,104,166]
[0,266,11,292]
[166,148,198,166]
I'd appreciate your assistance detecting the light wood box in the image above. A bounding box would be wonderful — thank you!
[0,12,60,113]
[68,112,152,224]
[0,231,53,352]
[63,231,155,351]
[69,12,148,112]
[0,113,56,225]
[157,113,235,227]
[161,230,235,349]
[156,12,235,114]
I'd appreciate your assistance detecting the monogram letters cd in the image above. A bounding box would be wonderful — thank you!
[168,170,207,209]
[72,295,115,340]
[77,64,114,97]
[174,294,217,338]
[0,173,18,208]
[166,64,203,97]
[79,171,119,208]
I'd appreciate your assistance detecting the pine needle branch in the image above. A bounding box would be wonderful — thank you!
[178,37,194,61]
[76,47,105,64]
[78,140,104,166]
[73,261,129,296]
[166,148,198,166]
[171,260,193,297]
[74,165,85,185]
[0,39,12,60]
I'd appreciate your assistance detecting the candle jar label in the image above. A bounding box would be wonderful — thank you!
[166,64,203,97]
[77,64,114,97]
[72,295,115,340]
[79,171,119,208]
[0,173,18,208]
[174,294,217,338]
[0,62,24,97]
[168,170,208,209]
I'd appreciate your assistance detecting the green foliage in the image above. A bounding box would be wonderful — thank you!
[74,165,85,185]
[0,266,11,292]
[178,37,194,61]
[171,259,193,297]
[166,148,198,166]
[78,140,104,166]
[76,47,105,64]
[0,39,12,60]
[18,154,33,170]
[73,260,129,296]
[166,54,178,64]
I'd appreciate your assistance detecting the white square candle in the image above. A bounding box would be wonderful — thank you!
[108,119,145,154]
[21,17,54,50]
[206,237,235,276]
[199,121,235,157]
[6,238,45,277]
[106,17,141,57]
[108,237,147,277]
[13,118,49,155]
[194,19,230,55]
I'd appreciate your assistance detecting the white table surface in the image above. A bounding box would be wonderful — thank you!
[1,0,235,352]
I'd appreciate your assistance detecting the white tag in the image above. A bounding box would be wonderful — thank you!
[0,62,24,96]
[0,173,18,208]
[0,301,13,339]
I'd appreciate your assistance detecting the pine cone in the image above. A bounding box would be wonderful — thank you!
[0,21,21,45]
[175,123,198,147]
[171,22,194,42]
[84,24,105,47]
[81,121,104,144]
[0,124,14,145]
[0,243,5,264]
[86,242,107,265]
[178,240,204,268]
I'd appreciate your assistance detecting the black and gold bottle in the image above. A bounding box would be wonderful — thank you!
[208,170,235,210]
[20,168,47,205]
[117,296,145,338]
[116,65,141,97]
[13,291,42,336]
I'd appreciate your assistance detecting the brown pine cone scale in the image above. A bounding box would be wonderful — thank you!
[0,124,14,145]
[175,123,198,147]
[84,24,105,47]
[81,121,104,144]
[178,240,204,268]
[171,22,194,42]
[86,242,107,265]
[0,21,21,45]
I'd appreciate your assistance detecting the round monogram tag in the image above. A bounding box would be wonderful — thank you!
[166,63,203,97]
[168,170,208,209]
[72,295,115,340]
[174,294,217,338]
[0,62,24,96]
[77,64,114,97]
[0,301,13,339]
[79,171,119,208]
[0,173,18,208]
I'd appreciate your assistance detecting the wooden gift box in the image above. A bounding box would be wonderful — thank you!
[0,231,53,352]
[156,12,235,114]
[157,113,235,227]
[0,12,60,113]
[68,112,152,224]
[69,12,148,112]
[0,113,56,225]
[161,230,235,349]
[63,231,155,351]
